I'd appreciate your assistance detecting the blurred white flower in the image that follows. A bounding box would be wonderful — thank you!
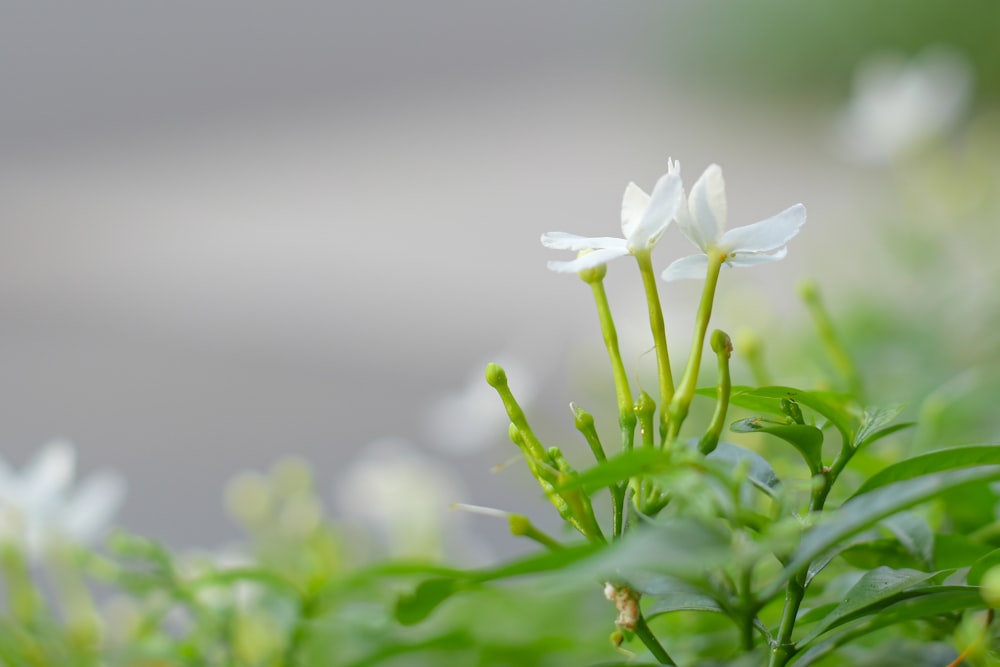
[541,161,683,273]
[0,440,125,556]
[336,437,464,560]
[834,46,973,164]
[661,164,806,281]
[424,355,538,455]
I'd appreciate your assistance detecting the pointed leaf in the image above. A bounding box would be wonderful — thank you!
[730,418,824,475]
[793,587,984,665]
[723,386,856,438]
[705,441,782,497]
[395,577,468,626]
[556,448,671,495]
[797,567,937,645]
[644,592,724,618]
[772,465,1000,593]
[882,512,935,570]
[850,445,1000,499]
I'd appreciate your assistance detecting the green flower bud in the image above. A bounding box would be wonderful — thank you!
[710,329,733,357]
[484,362,507,388]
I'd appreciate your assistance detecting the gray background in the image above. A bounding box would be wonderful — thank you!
[0,3,864,558]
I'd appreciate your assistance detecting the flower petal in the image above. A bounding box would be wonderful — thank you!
[719,204,806,254]
[61,472,125,543]
[546,245,629,273]
[627,169,682,251]
[540,231,623,251]
[661,253,711,281]
[620,182,651,238]
[21,441,75,513]
[727,246,788,267]
[682,164,726,250]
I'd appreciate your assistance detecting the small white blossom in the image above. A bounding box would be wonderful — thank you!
[834,46,972,164]
[661,164,806,281]
[0,440,125,556]
[541,161,683,273]
[336,438,465,560]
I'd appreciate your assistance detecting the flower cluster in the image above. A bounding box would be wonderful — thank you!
[542,160,806,281]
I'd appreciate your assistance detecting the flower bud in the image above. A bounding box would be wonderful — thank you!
[484,362,507,388]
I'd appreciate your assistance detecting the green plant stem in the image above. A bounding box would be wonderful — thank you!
[769,432,852,667]
[699,329,732,454]
[588,277,636,539]
[634,251,674,442]
[768,572,806,667]
[634,613,676,665]
[800,280,864,401]
[668,250,725,442]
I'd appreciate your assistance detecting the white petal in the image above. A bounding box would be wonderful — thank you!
[21,441,75,513]
[546,245,629,273]
[727,247,788,267]
[620,182,651,239]
[661,253,710,281]
[61,472,125,543]
[684,164,726,249]
[540,231,622,251]
[627,169,682,251]
[719,204,806,254]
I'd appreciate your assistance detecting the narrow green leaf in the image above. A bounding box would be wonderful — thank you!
[644,592,724,618]
[705,441,782,497]
[850,445,1000,498]
[394,577,467,626]
[772,466,1000,594]
[556,448,671,494]
[882,512,935,570]
[853,405,906,448]
[476,542,605,583]
[793,587,983,666]
[730,418,824,475]
[724,386,856,438]
[796,567,937,645]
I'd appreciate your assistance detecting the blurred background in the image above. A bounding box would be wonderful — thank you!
[1,2,998,561]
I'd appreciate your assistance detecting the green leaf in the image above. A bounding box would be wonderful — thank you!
[730,418,824,475]
[705,441,782,497]
[796,567,938,645]
[793,587,983,666]
[771,465,1000,594]
[724,386,856,438]
[556,448,672,494]
[853,405,908,449]
[644,592,724,618]
[933,533,994,570]
[850,445,1000,498]
[882,512,935,570]
[394,577,467,626]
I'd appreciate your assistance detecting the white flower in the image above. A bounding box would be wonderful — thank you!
[541,161,683,273]
[834,46,972,164]
[336,437,465,560]
[0,440,125,556]
[661,164,806,281]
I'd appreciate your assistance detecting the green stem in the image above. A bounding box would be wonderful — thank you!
[769,433,850,667]
[587,275,636,539]
[634,251,674,442]
[799,280,864,401]
[699,329,732,455]
[768,572,806,667]
[668,250,725,441]
[634,613,676,665]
